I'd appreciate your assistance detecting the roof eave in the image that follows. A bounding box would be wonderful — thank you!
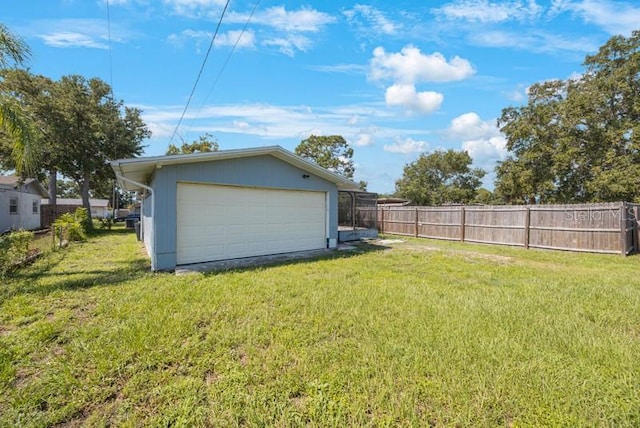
[110,145,361,191]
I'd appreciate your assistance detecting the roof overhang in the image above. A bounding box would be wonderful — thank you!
[110,145,361,192]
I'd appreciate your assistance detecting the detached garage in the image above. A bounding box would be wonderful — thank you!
[110,146,359,271]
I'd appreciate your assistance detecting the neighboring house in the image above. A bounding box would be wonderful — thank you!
[111,146,360,271]
[0,175,49,233]
[41,198,110,227]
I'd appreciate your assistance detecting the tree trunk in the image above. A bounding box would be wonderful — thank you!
[48,168,57,207]
[80,174,93,227]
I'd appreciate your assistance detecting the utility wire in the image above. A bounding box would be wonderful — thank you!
[106,0,119,215]
[192,0,261,124]
[106,0,115,96]
[168,0,231,146]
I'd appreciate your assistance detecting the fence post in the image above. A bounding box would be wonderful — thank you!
[380,207,384,234]
[620,201,628,256]
[460,206,466,242]
[415,207,419,237]
[524,207,531,249]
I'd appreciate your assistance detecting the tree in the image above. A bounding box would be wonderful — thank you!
[395,149,485,206]
[0,69,59,203]
[295,135,354,179]
[473,188,503,205]
[0,23,37,175]
[166,133,218,155]
[56,179,80,198]
[48,75,150,223]
[496,30,640,203]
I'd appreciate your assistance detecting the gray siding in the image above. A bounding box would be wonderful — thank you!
[149,154,339,270]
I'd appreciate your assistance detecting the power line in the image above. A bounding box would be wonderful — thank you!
[106,0,115,97]
[168,0,231,146]
[106,0,119,215]
[182,0,261,138]
[198,0,261,116]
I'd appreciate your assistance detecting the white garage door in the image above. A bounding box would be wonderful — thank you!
[176,183,327,265]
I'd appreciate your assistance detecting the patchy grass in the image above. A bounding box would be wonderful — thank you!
[1,226,639,426]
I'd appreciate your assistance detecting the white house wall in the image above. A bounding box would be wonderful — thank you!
[0,189,42,232]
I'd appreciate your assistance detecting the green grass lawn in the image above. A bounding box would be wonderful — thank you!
[1,226,639,426]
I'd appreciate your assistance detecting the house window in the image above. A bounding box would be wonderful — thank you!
[9,197,18,214]
[33,200,39,214]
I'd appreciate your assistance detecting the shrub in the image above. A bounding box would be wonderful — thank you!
[0,230,34,276]
[100,217,114,231]
[53,208,90,244]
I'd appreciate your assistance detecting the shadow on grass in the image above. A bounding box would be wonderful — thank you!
[87,226,137,236]
[198,240,391,277]
[2,229,150,300]
[4,258,150,299]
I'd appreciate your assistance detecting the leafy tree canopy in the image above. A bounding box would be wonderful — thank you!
[395,149,485,206]
[495,30,640,203]
[166,133,218,155]
[0,24,36,175]
[0,70,150,218]
[295,135,355,179]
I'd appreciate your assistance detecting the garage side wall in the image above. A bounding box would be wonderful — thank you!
[141,194,153,263]
[150,155,339,270]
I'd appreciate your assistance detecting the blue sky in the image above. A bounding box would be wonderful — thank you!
[4,0,640,193]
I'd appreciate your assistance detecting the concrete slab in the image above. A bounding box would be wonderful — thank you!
[175,248,333,275]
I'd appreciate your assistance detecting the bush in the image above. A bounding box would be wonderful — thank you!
[0,230,34,276]
[53,208,90,244]
[100,217,114,231]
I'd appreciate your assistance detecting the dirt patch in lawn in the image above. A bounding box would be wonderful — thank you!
[406,244,514,263]
[377,240,514,264]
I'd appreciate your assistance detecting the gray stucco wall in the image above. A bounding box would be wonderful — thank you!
[148,154,339,270]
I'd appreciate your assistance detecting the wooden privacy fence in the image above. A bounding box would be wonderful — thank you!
[378,202,640,255]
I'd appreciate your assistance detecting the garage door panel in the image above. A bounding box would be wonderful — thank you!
[176,183,327,265]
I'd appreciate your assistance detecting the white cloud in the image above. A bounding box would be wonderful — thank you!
[223,6,335,56]
[567,0,640,36]
[138,102,398,141]
[40,32,109,49]
[263,35,312,57]
[32,18,131,49]
[233,120,250,129]
[370,45,475,84]
[505,84,528,102]
[162,0,227,17]
[384,138,428,154]
[445,112,508,173]
[146,121,175,138]
[343,4,400,35]
[354,133,374,147]
[308,64,367,74]
[462,136,508,167]
[215,30,256,48]
[385,84,444,115]
[227,6,336,32]
[472,30,599,53]
[432,0,543,23]
[448,112,499,140]
[168,29,255,49]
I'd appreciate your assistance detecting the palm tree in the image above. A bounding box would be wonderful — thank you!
[0,23,36,175]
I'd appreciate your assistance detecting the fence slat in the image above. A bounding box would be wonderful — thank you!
[377,202,636,255]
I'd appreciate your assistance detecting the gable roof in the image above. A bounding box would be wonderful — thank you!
[0,175,49,198]
[110,145,360,192]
